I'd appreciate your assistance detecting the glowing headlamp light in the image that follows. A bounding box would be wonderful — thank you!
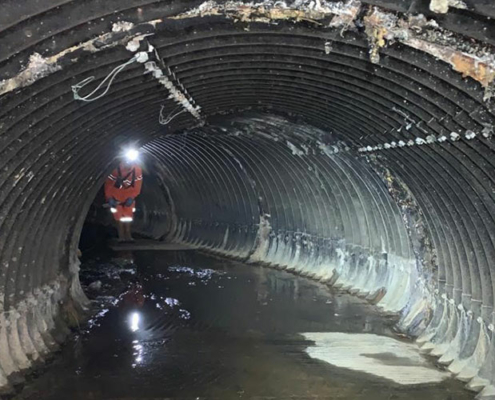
[125,148,139,162]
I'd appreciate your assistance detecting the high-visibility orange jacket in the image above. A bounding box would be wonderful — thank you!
[104,163,143,203]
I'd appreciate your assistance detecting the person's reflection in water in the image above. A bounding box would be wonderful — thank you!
[117,276,147,368]
[112,250,135,267]
[121,277,145,310]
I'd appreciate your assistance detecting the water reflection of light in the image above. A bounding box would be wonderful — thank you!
[303,332,450,385]
[132,341,144,367]
[130,312,140,332]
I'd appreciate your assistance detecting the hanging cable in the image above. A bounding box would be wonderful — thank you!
[159,104,186,125]
[72,52,148,102]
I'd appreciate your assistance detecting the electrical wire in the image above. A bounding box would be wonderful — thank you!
[159,105,186,125]
[72,56,137,102]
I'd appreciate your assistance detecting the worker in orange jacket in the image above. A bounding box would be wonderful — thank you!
[104,154,143,242]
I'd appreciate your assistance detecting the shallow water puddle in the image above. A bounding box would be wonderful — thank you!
[303,332,450,385]
[14,251,472,400]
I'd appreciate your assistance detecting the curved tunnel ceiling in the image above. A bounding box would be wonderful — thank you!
[1,0,495,397]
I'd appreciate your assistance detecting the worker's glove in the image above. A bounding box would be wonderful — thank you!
[124,197,134,207]
[107,197,118,207]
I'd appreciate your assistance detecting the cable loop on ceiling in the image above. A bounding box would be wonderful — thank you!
[159,105,187,125]
[71,52,149,102]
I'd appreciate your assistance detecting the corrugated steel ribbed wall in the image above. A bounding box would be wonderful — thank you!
[1,0,495,396]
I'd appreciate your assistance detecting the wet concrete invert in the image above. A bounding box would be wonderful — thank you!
[14,251,472,400]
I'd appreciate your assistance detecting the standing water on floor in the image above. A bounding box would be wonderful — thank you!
[14,251,471,400]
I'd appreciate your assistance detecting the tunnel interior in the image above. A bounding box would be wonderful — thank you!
[1,0,495,398]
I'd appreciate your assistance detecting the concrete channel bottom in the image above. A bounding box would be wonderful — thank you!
[13,250,472,400]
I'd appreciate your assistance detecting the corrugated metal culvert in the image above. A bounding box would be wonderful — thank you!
[0,0,494,397]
